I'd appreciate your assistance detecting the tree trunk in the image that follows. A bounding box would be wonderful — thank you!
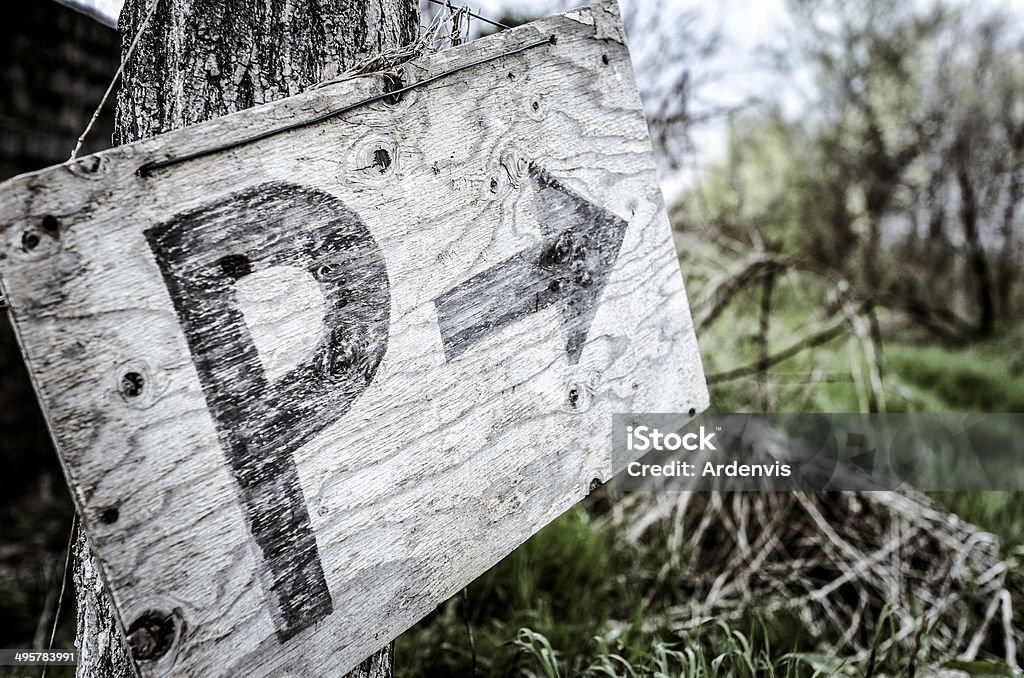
[74,0,418,675]
[996,162,1021,322]
[954,150,996,338]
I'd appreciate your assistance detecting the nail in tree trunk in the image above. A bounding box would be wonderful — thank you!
[72,0,418,675]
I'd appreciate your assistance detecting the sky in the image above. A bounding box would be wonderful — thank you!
[54,0,121,27]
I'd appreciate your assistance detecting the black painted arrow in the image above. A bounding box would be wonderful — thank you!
[435,164,629,365]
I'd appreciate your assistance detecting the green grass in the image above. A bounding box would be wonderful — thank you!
[883,330,1024,549]
[396,506,967,677]
[930,491,1024,550]
[395,508,823,677]
[509,619,809,678]
[885,329,1024,413]
[397,505,812,677]
[398,499,1024,676]
[396,498,925,678]
[397,506,638,677]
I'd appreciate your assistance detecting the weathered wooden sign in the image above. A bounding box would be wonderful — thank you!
[0,2,707,675]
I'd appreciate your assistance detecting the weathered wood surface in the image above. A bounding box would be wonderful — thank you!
[0,2,707,676]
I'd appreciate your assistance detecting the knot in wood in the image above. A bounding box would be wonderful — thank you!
[120,372,146,398]
[127,610,177,661]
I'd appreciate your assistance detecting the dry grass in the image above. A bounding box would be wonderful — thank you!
[604,489,1022,670]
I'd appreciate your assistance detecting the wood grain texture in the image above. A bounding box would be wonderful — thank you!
[0,2,708,676]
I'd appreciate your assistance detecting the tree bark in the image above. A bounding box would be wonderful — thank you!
[74,0,418,675]
[114,0,418,144]
[73,530,135,678]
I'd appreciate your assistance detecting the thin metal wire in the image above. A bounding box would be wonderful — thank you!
[426,0,511,31]
[137,34,555,177]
